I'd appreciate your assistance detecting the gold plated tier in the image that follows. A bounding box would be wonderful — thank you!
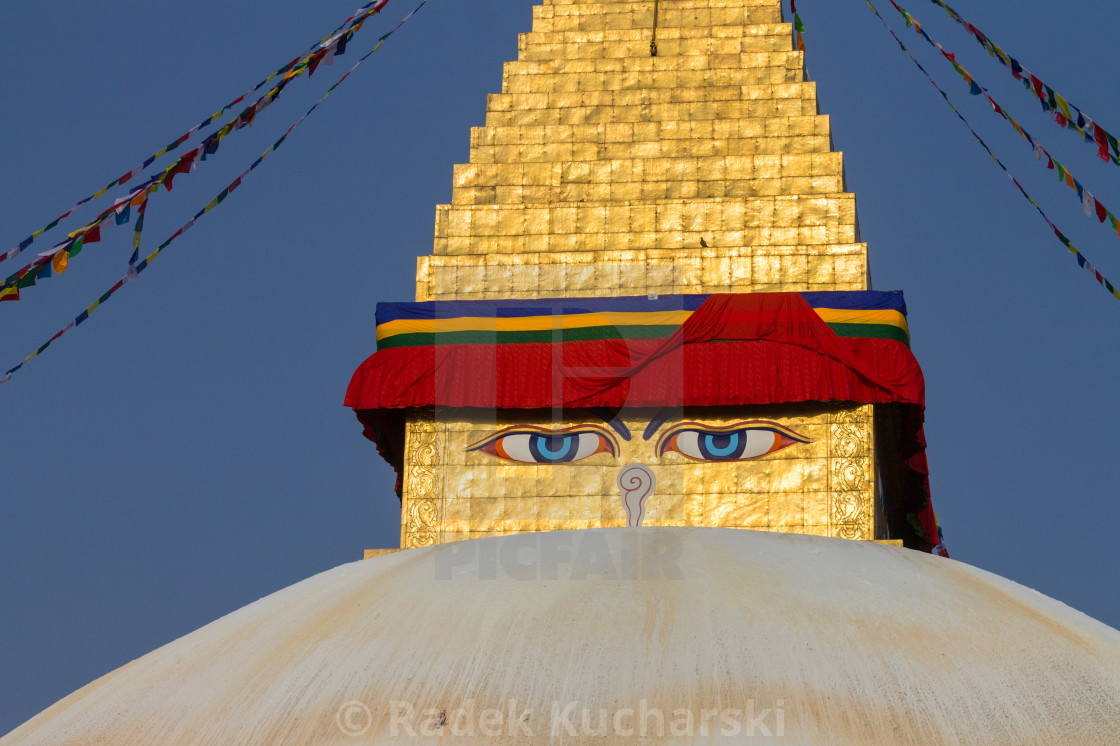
[418,0,866,301]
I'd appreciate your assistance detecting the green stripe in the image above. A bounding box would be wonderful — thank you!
[378,322,909,350]
[378,325,680,349]
[827,322,910,346]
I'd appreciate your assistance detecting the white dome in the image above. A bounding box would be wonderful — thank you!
[6,528,1120,744]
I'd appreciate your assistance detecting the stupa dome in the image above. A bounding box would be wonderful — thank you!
[5,527,1120,744]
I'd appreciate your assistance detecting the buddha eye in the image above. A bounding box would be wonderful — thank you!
[468,427,616,464]
[657,422,808,462]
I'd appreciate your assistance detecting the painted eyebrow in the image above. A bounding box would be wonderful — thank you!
[643,408,676,441]
[586,409,631,439]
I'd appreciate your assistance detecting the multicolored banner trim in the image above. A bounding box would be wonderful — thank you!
[1,0,428,386]
[0,0,390,270]
[865,1,1120,305]
[374,291,911,349]
[887,0,1120,241]
[1,1,394,303]
[928,0,1120,166]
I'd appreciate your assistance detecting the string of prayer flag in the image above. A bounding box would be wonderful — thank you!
[1,0,428,386]
[790,1,806,52]
[885,0,1120,242]
[0,0,391,269]
[865,1,1120,306]
[928,0,1120,166]
[0,182,153,303]
[1,2,394,303]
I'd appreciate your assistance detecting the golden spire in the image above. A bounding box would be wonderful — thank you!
[376,0,887,551]
[417,0,866,303]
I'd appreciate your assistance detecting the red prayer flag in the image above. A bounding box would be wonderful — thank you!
[308,50,327,77]
[1030,74,1044,99]
[1094,125,1111,162]
[1095,199,1108,224]
[163,148,199,191]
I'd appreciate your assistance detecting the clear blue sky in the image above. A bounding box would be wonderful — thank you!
[3,0,1120,733]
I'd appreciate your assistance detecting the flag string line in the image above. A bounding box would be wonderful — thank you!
[0,0,429,386]
[2,24,356,303]
[886,0,1120,242]
[0,0,391,268]
[863,1,1120,306]
[1,1,398,302]
[928,0,1120,167]
[791,1,806,52]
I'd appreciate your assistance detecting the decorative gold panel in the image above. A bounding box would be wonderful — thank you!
[828,405,874,541]
[401,411,442,549]
[399,406,877,545]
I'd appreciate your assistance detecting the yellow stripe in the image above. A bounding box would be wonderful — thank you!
[814,308,909,334]
[376,307,909,341]
[377,310,693,341]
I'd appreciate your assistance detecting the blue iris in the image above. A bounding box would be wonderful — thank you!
[529,434,576,462]
[700,431,745,460]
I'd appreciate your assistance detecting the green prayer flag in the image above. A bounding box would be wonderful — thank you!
[17,269,39,289]
[794,14,805,33]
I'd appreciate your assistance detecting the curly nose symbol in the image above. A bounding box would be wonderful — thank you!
[617,464,656,527]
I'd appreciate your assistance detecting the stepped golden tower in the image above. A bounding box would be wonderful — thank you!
[351,0,916,552]
[420,0,864,303]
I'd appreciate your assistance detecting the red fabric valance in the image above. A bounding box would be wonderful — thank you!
[346,292,924,411]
